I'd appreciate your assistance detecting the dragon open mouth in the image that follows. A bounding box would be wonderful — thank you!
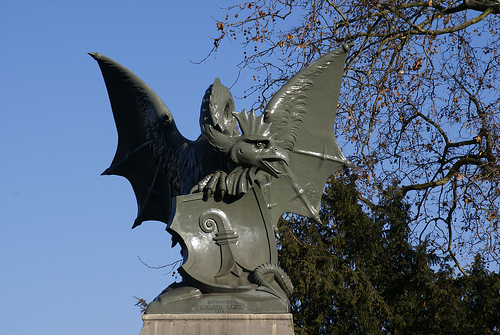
[262,160,283,178]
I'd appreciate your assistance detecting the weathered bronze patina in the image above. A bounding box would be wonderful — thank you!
[91,43,351,313]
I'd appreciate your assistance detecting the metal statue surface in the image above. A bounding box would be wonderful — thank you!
[91,43,351,314]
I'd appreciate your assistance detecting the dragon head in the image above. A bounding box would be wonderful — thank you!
[228,135,288,177]
[200,80,289,177]
[228,110,289,177]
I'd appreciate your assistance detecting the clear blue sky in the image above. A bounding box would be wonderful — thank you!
[0,1,251,334]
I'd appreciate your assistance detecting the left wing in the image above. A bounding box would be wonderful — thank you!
[260,44,353,223]
[90,53,227,228]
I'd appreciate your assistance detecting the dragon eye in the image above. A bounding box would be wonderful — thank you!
[254,142,266,149]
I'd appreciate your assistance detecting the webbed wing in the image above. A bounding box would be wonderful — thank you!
[261,44,353,223]
[90,53,221,228]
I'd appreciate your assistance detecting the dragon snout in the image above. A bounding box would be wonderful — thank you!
[270,147,289,166]
[260,146,289,177]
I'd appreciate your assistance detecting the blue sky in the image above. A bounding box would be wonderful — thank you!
[0,1,253,334]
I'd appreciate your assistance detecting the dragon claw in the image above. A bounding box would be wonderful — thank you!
[195,171,228,200]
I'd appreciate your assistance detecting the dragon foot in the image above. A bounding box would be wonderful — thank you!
[250,263,294,300]
[192,170,228,200]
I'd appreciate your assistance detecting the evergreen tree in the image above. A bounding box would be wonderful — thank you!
[279,175,500,334]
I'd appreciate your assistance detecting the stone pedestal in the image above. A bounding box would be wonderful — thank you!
[139,313,294,335]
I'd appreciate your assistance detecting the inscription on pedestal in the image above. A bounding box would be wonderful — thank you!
[194,299,245,313]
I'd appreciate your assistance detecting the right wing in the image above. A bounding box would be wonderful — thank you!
[260,44,353,224]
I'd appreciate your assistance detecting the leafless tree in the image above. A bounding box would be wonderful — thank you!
[210,0,500,273]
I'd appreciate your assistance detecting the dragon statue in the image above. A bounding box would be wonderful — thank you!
[91,43,352,314]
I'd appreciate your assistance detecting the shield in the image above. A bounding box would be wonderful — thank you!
[167,186,278,293]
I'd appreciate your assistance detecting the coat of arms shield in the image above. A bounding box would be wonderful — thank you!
[168,186,278,293]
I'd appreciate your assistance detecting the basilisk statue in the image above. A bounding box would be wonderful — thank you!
[91,43,352,313]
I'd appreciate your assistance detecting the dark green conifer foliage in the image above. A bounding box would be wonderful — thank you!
[278,175,500,334]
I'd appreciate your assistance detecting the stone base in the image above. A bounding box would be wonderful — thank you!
[139,313,294,335]
[145,285,290,314]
